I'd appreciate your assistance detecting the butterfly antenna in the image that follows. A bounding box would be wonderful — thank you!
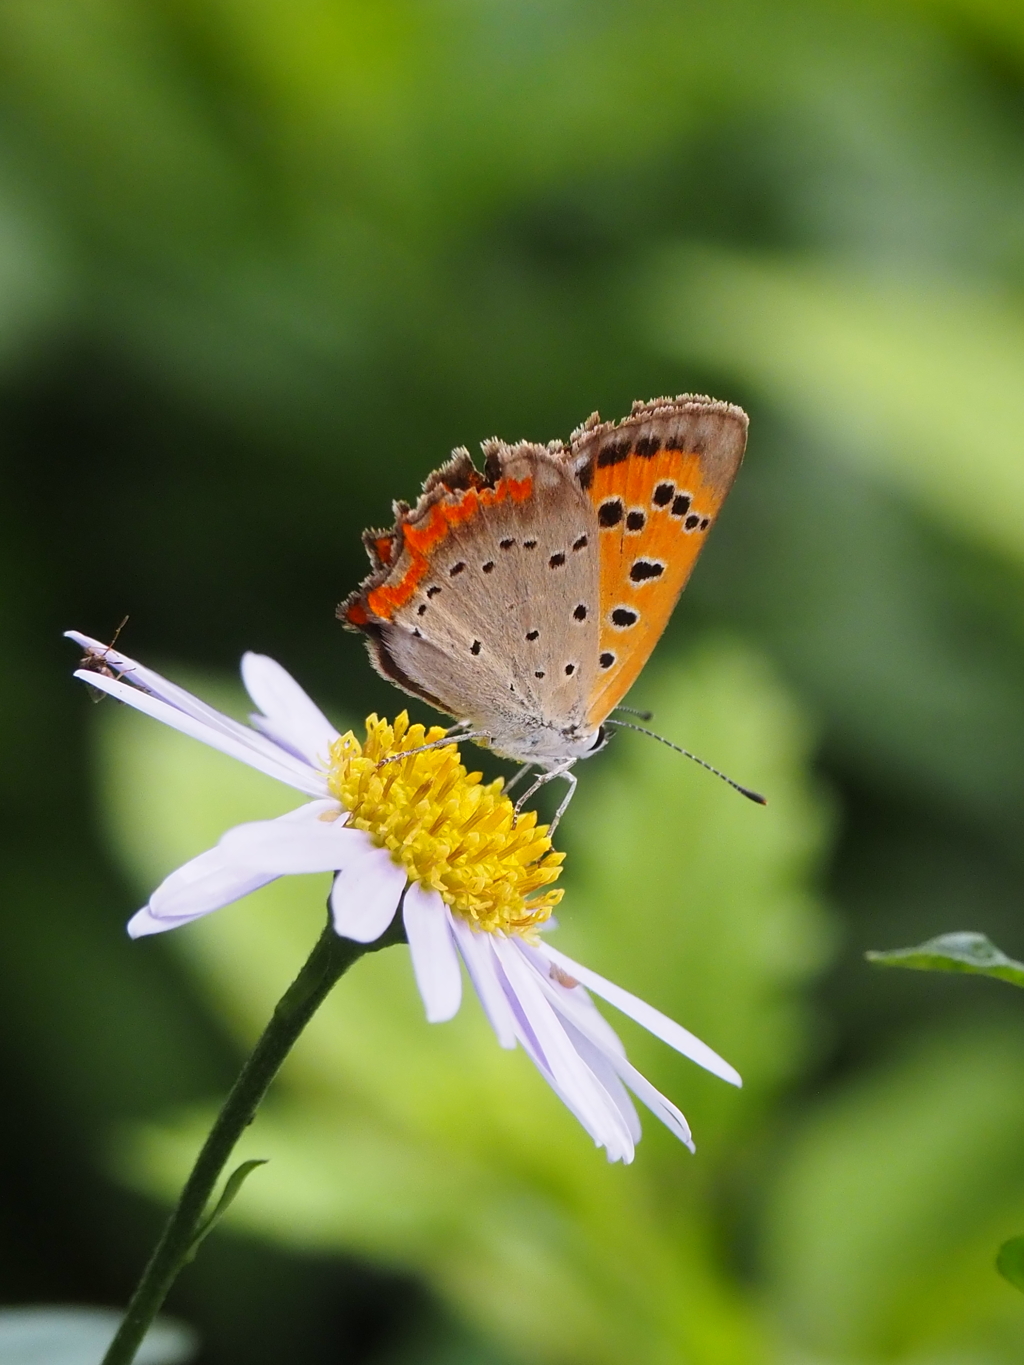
[604,719,767,805]
[611,705,654,722]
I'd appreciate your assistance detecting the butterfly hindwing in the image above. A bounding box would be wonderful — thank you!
[340,442,600,746]
[568,396,748,726]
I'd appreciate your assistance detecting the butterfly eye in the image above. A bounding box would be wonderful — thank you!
[589,726,608,751]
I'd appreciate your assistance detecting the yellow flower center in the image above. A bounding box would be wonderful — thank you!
[327,713,564,936]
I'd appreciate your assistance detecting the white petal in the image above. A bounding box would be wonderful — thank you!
[329,847,405,943]
[537,942,742,1087]
[519,942,627,1057]
[403,885,462,1023]
[73,668,329,797]
[541,976,693,1151]
[449,917,517,1048]
[150,847,275,919]
[609,1053,694,1151]
[495,939,635,1161]
[560,1021,642,1145]
[219,802,372,873]
[68,632,303,755]
[129,850,274,938]
[241,652,339,768]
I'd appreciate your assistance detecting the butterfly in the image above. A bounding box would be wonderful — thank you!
[340,394,749,829]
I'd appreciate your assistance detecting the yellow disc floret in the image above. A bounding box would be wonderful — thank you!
[327,713,564,936]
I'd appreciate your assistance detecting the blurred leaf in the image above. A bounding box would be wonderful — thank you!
[996,1236,1024,1294]
[867,933,1024,988]
[762,1024,1024,1359]
[99,640,829,1365]
[0,1306,196,1365]
[184,1158,269,1264]
[657,247,1024,565]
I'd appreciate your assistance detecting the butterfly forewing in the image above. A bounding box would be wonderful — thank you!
[570,397,748,727]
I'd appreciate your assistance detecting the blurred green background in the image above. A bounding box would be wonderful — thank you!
[5,0,1024,1361]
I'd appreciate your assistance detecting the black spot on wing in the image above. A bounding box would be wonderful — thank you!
[573,604,587,620]
[611,607,639,628]
[549,552,566,568]
[653,482,674,507]
[630,559,665,583]
[470,640,481,655]
[597,438,631,467]
[572,534,588,551]
[599,651,615,669]
[598,499,623,527]
[626,509,646,532]
[671,493,691,518]
[635,435,662,457]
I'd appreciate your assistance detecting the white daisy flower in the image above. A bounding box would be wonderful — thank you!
[68,630,741,1163]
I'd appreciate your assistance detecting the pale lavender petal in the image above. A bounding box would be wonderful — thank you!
[67,630,328,789]
[560,1021,642,1145]
[403,885,462,1023]
[129,848,273,938]
[495,939,634,1161]
[519,941,626,1057]
[608,1053,694,1151]
[241,652,339,768]
[329,847,405,943]
[449,917,517,1048]
[532,957,695,1150]
[68,632,305,755]
[538,942,741,1087]
[72,667,329,797]
[218,802,373,873]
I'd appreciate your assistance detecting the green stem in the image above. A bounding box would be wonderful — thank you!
[102,915,402,1365]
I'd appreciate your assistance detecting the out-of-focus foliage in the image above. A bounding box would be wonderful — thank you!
[5,0,1024,1361]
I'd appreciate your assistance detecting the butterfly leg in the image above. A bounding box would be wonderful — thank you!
[545,768,578,838]
[375,731,491,768]
[512,761,577,836]
[501,763,534,798]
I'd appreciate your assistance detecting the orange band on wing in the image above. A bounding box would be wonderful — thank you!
[366,476,532,620]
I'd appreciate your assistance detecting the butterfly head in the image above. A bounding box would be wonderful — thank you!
[488,719,609,769]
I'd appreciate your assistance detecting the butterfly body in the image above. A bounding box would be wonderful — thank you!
[341,395,748,788]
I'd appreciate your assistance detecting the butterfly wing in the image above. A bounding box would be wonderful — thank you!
[567,395,748,727]
[340,442,600,747]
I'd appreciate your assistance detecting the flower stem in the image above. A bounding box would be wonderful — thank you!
[101,916,401,1365]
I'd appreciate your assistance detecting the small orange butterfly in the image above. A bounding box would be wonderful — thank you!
[340,395,757,827]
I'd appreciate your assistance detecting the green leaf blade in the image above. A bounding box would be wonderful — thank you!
[866,933,1024,988]
[184,1158,268,1264]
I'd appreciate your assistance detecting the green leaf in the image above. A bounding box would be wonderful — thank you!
[183,1159,268,1264]
[866,933,1024,988]
[997,1236,1024,1293]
